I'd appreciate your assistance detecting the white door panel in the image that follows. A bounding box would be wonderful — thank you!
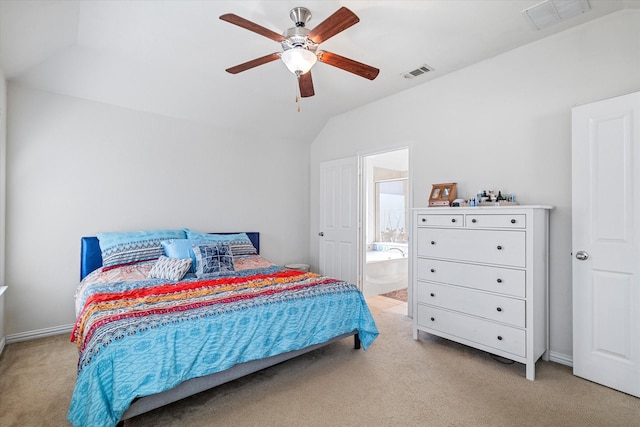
[592,271,632,358]
[319,157,358,285]
[572,91,640,397]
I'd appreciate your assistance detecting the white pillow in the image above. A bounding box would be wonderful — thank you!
[148,256,192,281]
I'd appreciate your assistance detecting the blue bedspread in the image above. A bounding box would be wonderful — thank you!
[68,265,378,427]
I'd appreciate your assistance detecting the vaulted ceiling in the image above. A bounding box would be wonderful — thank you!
[1,0,636,143]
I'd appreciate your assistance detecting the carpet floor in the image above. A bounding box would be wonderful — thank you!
[1,300,638,426]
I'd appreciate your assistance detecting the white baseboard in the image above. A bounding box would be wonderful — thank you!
[549,351,573,367]
[6,323,74,344]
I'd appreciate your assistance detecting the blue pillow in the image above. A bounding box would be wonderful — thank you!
[192,243,235,278]
[183,230,257,256]
[97,229,186,267]
[161,239,208,273]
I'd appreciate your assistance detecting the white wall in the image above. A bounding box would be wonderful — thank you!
[5,84,310,335]
[310,10,640,360]
[0,67,6,288]
[0,67,6,351]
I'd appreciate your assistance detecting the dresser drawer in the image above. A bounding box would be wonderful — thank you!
[466,214,526,229]
[416,258,525,298]
[417,305,526,358]
[417,214,464,227]
[417,228,526,267]
[417,282,525,327]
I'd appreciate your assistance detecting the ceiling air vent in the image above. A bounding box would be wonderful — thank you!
[522,0,590,30]
[403,64,433,79]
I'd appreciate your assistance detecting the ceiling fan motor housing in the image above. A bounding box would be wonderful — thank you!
[282,7,317,53]
[281,26,317,52]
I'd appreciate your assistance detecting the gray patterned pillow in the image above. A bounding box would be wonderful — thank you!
[148,256,192,281]
[193,243,235,278]
[183,230,257,256]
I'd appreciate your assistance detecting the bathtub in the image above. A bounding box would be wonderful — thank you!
[363,248,408,297]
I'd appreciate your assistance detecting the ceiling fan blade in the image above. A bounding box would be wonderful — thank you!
[225,53,281,74]
[317,51,380,80]
[298,71,315,98]
[220,13,286,42]
[307,7,359,44]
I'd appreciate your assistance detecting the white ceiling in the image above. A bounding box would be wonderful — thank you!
[1,0,637,143]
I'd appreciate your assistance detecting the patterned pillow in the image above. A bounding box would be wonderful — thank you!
[97,229,186,267]
[192,243,235,278]
[148,256,192,281]
[183,230,257,256]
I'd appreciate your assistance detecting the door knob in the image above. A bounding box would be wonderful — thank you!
[318,232,324,237]
[576,250,589,260]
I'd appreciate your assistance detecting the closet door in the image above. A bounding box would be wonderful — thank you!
[572,91,640,397]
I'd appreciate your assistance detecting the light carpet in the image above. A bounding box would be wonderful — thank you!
[1,301,638,426]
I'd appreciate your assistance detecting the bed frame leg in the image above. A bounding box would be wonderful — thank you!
[354,333,361,350]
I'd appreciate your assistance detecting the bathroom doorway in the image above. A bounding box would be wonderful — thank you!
[361,148,409,305]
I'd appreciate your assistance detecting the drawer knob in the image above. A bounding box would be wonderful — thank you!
[472,218,477,223]
[451,218,456,223]
[497,245,503,250]
[430,317,435,322]
[511,219,516,224]
[497,336,503,341]
[431,241,436,245]
[430,293,435,297]
[496,278,503,283]
[430,268,435,273]
[421,218,426,222]
[496,307,503,312]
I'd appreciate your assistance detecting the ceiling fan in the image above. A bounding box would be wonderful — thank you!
[219,6,380,98]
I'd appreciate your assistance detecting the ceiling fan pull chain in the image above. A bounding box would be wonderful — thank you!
[295,76,301,112]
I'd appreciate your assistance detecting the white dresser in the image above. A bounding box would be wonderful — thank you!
[412,206,552,380]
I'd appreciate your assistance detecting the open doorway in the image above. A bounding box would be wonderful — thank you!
[361,148,409,311]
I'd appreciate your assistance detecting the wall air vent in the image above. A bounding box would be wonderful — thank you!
[402,64,433,79]
[522,0,590,30]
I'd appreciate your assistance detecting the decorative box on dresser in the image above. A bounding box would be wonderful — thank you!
[412,206,552,380]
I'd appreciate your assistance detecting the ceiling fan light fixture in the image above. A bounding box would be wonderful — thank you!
[281,48,317,75]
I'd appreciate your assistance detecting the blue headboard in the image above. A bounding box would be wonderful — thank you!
[81,232,260,280]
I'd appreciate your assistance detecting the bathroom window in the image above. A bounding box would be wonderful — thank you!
[376,178,408,243]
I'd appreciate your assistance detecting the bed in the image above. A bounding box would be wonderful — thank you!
[67,230,379,427]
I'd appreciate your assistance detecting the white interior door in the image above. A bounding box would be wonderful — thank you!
[319,157,358,285]
[572,91,640,397]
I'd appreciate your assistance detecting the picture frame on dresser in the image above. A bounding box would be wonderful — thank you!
[411,205,553,380]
